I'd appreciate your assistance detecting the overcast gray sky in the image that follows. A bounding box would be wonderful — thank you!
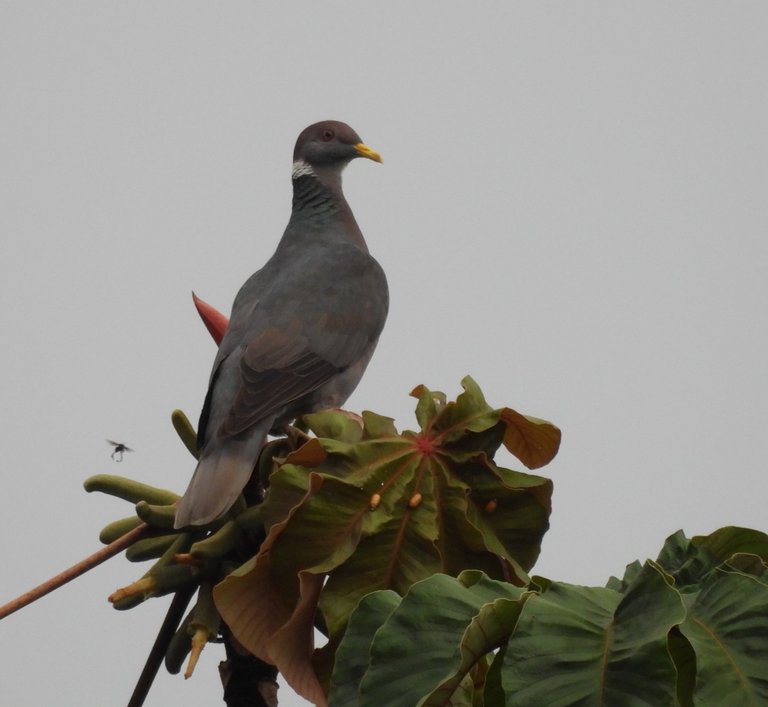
[2,3,767,706]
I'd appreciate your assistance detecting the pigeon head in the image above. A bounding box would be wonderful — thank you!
[292,121,382,183]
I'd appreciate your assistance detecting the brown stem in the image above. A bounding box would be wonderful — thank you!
[220,626,279,707]
[0,523,150,620]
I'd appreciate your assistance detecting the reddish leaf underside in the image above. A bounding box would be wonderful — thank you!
[214,473,329,706]
[500,408,562,470]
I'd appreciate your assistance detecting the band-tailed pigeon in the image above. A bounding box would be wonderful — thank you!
[174,121,388,528]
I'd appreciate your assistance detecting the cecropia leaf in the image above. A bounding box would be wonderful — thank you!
[214,378,560,703]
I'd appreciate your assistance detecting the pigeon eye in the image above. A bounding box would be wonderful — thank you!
[322,129,335,141]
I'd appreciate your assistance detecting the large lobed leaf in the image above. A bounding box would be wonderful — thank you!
[331,526,768,706]
[501,562,684,706]
[331,570,527,707]
[214,377,559,705]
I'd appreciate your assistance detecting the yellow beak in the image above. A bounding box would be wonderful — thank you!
[355,143,383,163]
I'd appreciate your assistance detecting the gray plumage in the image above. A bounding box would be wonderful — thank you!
[174,121,388,528]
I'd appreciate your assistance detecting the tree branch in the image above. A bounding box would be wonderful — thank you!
[0,524,149,620]
[220,627,279,707]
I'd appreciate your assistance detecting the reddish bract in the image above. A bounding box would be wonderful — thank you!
[192,292,229,345]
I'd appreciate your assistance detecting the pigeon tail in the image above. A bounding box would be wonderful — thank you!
[174,424,269,528]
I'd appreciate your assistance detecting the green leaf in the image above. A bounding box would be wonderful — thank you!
[692,526,768,563]
[483,643,508,706]
[419,582,527,706]
[427,376,498,442]
[333,572,525,707]
[680,569,768,705]
[667,627,696,707]
[303,409,364,444]
[361,410,399,439]
[654,529,722,591]
[655,527,768,592]
[501,562,684,706]
[328,590,400,707]
[411,383,444,429]
[724,553,768,584]
[606,559,643,592]
[293,526,768,706]
[329,563,690,706]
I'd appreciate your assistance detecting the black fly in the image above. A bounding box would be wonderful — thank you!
[107,440,133,462]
